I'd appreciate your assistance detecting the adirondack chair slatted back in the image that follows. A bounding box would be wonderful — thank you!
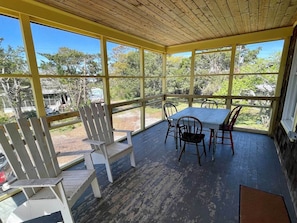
[79,103,136,183]
[80,103,114,147]
[0,123,35,197]
[0,117,61,198]
[36,117,60,176]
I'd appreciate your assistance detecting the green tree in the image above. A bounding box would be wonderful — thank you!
[195,51,231,75]
[109,46,140,100]
[144,51,162,76]
[166,55,191,94]
[144,51,163,96]
[193,49,231,95]
[39,47,102,109]
[0,38,31,118]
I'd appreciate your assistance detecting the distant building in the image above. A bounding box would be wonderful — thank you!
[89,88,104,103]
[1,85,104,115]
[43,89,69,115]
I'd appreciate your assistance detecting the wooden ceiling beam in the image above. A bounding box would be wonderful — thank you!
[167,27,293,53]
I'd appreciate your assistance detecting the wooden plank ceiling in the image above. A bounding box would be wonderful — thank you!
[35,0,297,46]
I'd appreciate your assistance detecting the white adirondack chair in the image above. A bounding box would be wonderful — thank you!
[0,117,101,223]
[79,103,136,183]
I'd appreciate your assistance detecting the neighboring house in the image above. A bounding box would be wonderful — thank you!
[1,87,104,115]
[0,89,69,115]
[43,89,69,114]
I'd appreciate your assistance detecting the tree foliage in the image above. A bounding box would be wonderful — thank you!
[108,46,140,101]
[166,55,191,94]
[144,51,163,96]
[39,47,102,109]
[0,38,283,129]
[0,38,32,118]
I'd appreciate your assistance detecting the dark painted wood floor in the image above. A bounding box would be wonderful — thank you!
[1,121,296,223]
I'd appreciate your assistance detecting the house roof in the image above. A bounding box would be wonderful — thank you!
[34,0,297,46]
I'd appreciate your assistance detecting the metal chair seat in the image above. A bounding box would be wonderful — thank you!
[177,116,206,165]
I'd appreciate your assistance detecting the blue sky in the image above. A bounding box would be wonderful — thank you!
[0,14,284,60]
[0,15,110,55]
[246,41,284,58]
[31,23,101,54]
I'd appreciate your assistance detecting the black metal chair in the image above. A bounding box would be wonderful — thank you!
[163,102,178,143]
[177,116,206,165]
[209,105,242,154]
[201,99,218,109]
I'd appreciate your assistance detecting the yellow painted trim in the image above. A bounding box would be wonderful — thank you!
[275,38,291,97]
[19,14,46,117]
[189,50,195,97]
[0,7,18,18]
[270,37,292,135]
[0,189,21,202]
[226,45,237,108]
[162,53,167,94]
[270,37,291,133]
[167,27,294,54]
[140,48,145,130]
[0,0,165,53]
[101,37,110,105]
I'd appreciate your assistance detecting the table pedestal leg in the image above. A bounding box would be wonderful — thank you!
[174,126,178,150]
[212,129,218,161]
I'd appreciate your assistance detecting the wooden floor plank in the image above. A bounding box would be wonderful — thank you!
[0,121,296,222]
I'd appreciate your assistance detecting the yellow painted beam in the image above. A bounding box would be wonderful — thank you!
[101,37,110,105]
[140,48,145,130]
[162,54,167,94]
[189,50,195,95]
[167,27,294,54]
[19,14,46,117]
[269,36,291,135]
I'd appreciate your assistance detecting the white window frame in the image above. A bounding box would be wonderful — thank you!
[281,40,297,137]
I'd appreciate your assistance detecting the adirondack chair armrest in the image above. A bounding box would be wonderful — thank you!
[113,129,133,134]
[112,129,133,144]
[113,128,133,136]
[9,177,63,189]
[56,149,94,157]
[82,138,106,146]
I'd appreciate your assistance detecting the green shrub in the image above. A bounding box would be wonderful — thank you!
[0,114,10,124]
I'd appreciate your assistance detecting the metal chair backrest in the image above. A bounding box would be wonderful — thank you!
[177,116,206,165]
[201,99,218,109]
[177,116,204,141]
[225,105,242,130]
[163,102,178,122]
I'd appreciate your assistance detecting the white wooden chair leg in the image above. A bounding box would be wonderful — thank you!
[60,208,74,223]
[91,179,102,198]
[84,154,101,197]
[130,151,136,167]
[105,162,114,183]
[55,182,74,223]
